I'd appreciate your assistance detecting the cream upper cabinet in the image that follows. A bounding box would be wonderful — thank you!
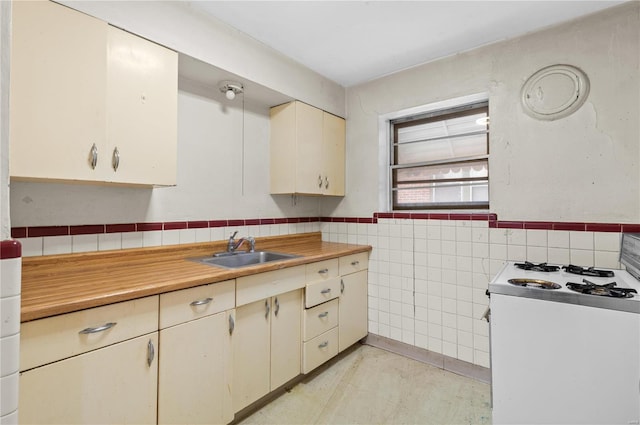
[270,101,345,196]
[10,0,177,186]
[10,0,108,183]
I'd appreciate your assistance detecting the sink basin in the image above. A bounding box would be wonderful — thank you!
[194,251,300,269]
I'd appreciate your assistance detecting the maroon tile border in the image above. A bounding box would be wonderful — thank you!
[163,222,187,231]
[0,240,22,259]
[106,224,136,233]
[11,214,640,239]
[70,225,105,235]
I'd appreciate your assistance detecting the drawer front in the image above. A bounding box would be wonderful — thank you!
[21,296,159,371]
[305,277,341,308]
[305,259,339,282]
[159,280,235,329]
[339,252,369,275]
[302,327,339,374]
[236,265,305,307]
[303,299,338,342]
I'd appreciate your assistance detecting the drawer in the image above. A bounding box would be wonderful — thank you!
[160,280,235,329]
[21,295,158,371]
[339,252,369,275]
[305,277,340,308]
[305,259,339,282]
[236,265,305,307]
[302,327,339,374]
[303,299,338,342]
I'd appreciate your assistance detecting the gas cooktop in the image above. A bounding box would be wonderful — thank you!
[489,261,640,313]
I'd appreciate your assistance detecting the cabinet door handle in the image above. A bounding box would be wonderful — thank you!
[321,288,331,294]
[112,147,120,171]
[147,339,155,367]
[79,322,116,334]
[341,279,345,294]
[318,311,329,318]
[89,143,98,170]
[228,314,235,335]
[274,297,280,317]
[351,260,359,266]
[265,299,270,319]
[318,175,323,188]
[318,268,329,275]
[190,297,213,307]
[318,341,329,349]
[324,176,329,189]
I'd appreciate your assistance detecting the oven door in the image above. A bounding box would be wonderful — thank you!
[490,293,640,425]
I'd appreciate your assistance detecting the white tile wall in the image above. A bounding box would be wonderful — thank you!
[322,218,625,369]
[1,254,21,423]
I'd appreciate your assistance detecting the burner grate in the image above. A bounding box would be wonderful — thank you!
[514,262,560,272]
[566,279,637,298]
[562,264,614,277]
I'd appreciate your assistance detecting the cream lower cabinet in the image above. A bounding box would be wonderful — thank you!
[338,253,370,352]
[19,296,159,425]
[157,281,235,425]
[338,270,369,351]
[232,289,302,413]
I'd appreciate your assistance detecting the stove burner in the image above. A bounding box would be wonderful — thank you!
[562,264,615,277]
[566,279,637,298]
[508,278,561,289]
[514,262,560,272]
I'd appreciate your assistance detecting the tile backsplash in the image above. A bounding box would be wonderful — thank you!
[12,214,630,369]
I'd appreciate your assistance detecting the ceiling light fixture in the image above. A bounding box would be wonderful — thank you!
[219,80,244,100]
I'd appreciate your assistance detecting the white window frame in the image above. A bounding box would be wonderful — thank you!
[378,92,489,212]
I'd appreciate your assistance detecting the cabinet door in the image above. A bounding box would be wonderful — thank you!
[322,112,346,196]
[106,26,177,186]
[19,333,158,425]
[232,299,271,413]
[158,312,231,425]
[339,270,368,352]
[294,102,324,194]
[270,289,302,390]
[10,0,108,182]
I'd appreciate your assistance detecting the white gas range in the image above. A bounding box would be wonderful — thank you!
[489,234,640,425]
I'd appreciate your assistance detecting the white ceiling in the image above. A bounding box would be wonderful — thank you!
[188,0,626,87]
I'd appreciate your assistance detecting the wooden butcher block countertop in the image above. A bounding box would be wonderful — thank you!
[21,232,371,323]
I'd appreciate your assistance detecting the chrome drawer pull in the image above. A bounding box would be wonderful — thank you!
[147,339,155,367]
[320,288,331,294]
[79,322,117,334]
[351,260,359,266]
[190,297,213,307]
[318,268,329,274]
[318,341,329,349]
[228,314,235,335]
[318,312,329,318]
[112,147,120,171]
[89,143,98,170]
[265,299,270,319]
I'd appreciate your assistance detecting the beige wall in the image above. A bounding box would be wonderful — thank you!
[334,2,640,223]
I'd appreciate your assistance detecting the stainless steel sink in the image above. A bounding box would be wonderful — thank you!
[193,251,300,269]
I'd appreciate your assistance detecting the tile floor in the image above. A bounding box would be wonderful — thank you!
[238,344,492,425]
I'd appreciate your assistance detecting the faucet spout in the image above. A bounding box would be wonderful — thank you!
[227,233,255,253]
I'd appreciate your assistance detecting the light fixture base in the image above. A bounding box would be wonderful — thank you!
[219,80,244,100]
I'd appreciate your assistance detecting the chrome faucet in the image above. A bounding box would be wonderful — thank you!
[227,231,255,253]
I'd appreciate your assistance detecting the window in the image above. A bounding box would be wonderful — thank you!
[390,101,489,210]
